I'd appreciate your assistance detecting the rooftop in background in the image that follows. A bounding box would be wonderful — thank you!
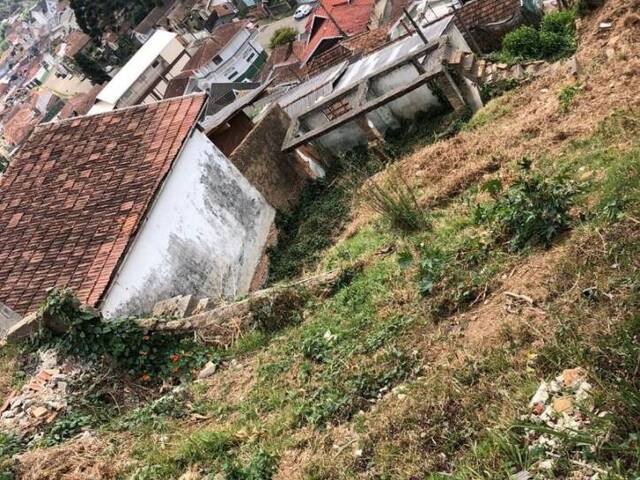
[0,94,206,315]
[63,31,91,58]
[183,21,250,73]
[58,84,104,119]
[95,30,179,107]
[301,0,376,64]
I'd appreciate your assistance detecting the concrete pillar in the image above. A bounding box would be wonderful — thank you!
[0,302,21,334]
[438,70,466,111]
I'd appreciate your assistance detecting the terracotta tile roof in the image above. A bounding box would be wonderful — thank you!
[301,0,376,64]
[58,85,104,120]
[183,21,249,72]
[0,94,207,315]
[259,41,304,84]
[64,31,91,58]
[1,106,42,147]
[164,71,194,99]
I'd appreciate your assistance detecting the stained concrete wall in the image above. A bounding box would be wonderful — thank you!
[229,105,309,211]
[100,129,276,318]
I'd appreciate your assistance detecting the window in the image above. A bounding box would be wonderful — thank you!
[213,55,223,65]
[227,70,238,80]
[243,48,256,61]
[151,59,159,68]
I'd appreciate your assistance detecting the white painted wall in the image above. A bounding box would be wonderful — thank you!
[100,129,276,318]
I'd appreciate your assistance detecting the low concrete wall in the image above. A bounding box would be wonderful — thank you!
[229,105,309,211]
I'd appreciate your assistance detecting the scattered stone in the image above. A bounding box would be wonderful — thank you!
[552,396,573,413]
[529,381,549,407]
[599,21,613,31]
[197,361,218,380]
[31,406,48,418]
[558,367,586,389]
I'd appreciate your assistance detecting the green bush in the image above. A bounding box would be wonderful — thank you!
[499,10,576,63]
[474,160,578,250]
[502,26,542,60]
[269,27,297,48]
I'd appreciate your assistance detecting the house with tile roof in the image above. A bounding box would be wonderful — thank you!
[161,21,266,98]
[0,94,277,318]
[301,0,377,65]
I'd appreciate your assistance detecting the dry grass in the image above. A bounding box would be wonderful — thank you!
[15,436,129,480]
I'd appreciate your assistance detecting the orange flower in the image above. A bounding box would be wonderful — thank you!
[170,354,181,363]
[142,335,150,341]
[141,373,151,382]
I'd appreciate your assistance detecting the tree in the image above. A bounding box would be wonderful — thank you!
[74,52,110,84]
[269,27,298,49]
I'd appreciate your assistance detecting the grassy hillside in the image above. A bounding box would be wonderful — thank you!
[1,1,640,479]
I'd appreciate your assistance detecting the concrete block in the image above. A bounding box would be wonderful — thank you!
[152,295,197,319]
[0,302,21,335]
[4,312,42,343]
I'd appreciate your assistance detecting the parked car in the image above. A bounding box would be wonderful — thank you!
[293,4,313,19]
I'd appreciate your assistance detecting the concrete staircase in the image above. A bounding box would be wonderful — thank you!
[444,48,548,86]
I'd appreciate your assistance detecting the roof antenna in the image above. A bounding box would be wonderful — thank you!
[403,7,428,45]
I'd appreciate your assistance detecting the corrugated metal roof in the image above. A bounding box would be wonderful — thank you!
[334,17,451,91]
[279,17,451,118]
[277,61,348,117]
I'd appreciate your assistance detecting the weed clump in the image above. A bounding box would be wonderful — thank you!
[474,160,578,250]
[361,169,430,234]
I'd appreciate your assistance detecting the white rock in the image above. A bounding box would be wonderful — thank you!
[197,361,218,380]
[529,382,549,408]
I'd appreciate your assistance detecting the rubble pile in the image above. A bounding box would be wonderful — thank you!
[0,350,82,437]
[516,367,608,480]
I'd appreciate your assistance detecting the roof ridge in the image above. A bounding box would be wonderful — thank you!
[38,93,207,129]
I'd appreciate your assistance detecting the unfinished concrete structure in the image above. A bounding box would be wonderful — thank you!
[281,18,481,154]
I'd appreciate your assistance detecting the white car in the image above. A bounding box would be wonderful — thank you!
[294,4,313,19]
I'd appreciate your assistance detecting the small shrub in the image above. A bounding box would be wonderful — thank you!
[36,411,92,447]
[474,161,578,250]
[498,10,576,63]
[417,247,447,296]
[250,288,307,333]
[502,26,541,60]
[269,27,297,48]
[558,83,582,113]
[362,169,429,233]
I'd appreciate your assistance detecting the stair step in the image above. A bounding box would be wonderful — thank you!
[474,60,487,79]
[462,53,475,72]
[447,49,464,66]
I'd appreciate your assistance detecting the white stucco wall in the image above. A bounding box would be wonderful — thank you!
[100,129,276,318]
[197,29,264,84]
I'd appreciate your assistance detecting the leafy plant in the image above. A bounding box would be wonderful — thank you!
[36,411,92,447]
[223,449,278,480]
[31,289,215,383]
[558,83,582,113]
[474,161,578,250]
